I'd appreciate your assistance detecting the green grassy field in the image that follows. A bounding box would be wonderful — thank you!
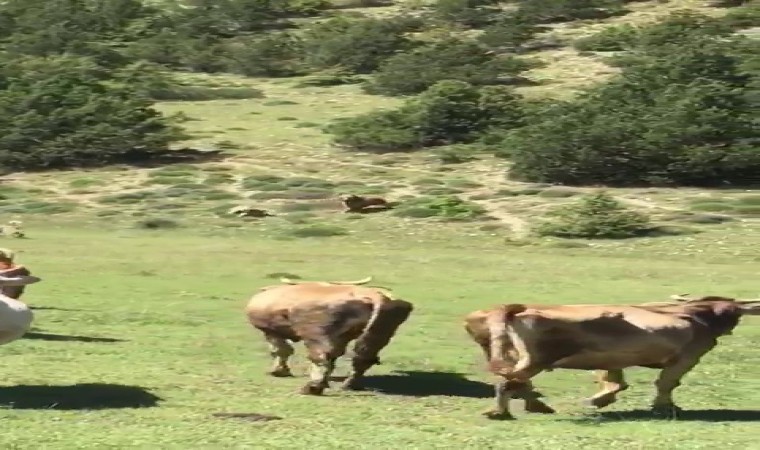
[1,0,759,447]
[2,224,759,448]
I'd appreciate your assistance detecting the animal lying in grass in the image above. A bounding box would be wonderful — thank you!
[339,194,393,213]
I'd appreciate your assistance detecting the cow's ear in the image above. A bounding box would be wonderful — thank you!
[737,300,760,315]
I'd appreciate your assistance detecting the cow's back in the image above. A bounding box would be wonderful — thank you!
[246,284,386,341]
[516,305,697,370]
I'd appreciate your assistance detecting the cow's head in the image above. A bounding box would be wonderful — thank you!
[670,294,760,335]
[0,274,41,286]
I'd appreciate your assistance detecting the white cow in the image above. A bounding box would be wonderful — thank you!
[0,274,41,345]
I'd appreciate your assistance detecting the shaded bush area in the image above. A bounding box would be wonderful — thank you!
[500,27,759,187]
[535,191,652,239]
[365,38,534,96]
[0,55,183,171]
[392,195,487,220]
[328,80,524,151]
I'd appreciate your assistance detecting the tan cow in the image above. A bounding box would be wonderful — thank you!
[464,294,760,420]
[245,276,413,395]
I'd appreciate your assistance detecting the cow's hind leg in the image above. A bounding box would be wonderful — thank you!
[586,369,628,408]
[300,338,349,395]
[265,334,294,377]
[341,300,413,391]
[485,364,546,420]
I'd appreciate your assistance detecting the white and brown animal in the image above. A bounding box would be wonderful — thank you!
[0,274,41,346]
[228,206,274,218]
[339,194,392,213]
[464,294,760,420]
[245,276,413,395]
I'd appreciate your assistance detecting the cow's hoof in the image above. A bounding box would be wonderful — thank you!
[583,397,613,409]
[300,383,326,396]
[651,404,682,418]
[524,402,556,414]
[268,368,293,378]
[483,410,515,421]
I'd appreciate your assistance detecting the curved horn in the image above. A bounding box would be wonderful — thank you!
[669,293,692,302]
[737,300,760,315]
[332,276,373,285]
[280,277,300,284]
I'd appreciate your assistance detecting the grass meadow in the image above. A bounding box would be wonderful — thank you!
[2,222,759,449]
[1,1,759,447]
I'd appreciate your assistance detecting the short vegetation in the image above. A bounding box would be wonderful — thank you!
[535,191,652,239]
[0,1,757,188]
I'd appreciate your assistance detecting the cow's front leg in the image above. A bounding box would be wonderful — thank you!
[586,369,628,408]
[300,339,347,395]
[651,350,709,417]
[264,334,294,377]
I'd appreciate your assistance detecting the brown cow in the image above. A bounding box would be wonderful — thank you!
[245,276,413,395]
[339,194,392,213]
[464,294,760,420]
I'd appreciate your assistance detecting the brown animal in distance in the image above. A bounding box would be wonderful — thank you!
[464,294,760,420]
[245,276,413,395]
[339,194,392,213]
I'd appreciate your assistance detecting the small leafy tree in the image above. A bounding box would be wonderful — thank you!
[0,55,182,170]
[535,191,651,239]
[503,34,759,187]
[366,38,532,96]
[327,80,524,151]
[299,16,419,74]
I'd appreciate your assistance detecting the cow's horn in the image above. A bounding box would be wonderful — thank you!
[669,293,692,301]
[334,276,373,285]
[280,277,300,284]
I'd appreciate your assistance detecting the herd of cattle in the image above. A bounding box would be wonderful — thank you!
[246,277,759,419]
[2,271,757,420]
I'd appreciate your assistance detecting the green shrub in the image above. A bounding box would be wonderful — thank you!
[504,34,758,187]
[393,195,486,220]
[203,173,235,185]
[329,81,525,151]
[721,3,760,29]
[535,191,652,239]
[365,39,533,96]
[300,16,420,74]
[574,24,639,51]
[226,34,306,78]
[516,0,628,23]
[0,55,182,171]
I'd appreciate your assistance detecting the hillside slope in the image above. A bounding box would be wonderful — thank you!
[1,0,757,242]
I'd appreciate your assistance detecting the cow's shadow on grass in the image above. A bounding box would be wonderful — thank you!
[334,370,492,398]
[22,332,124,343]
[0,383,162,410]
[573,409,760,423]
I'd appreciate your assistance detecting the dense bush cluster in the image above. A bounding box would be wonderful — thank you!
[535,191,652,239]
[0,0,756,185]
[327,80,524,151]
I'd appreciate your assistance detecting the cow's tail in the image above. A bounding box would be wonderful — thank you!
[352,293,412,362]
[487,304,526,376]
